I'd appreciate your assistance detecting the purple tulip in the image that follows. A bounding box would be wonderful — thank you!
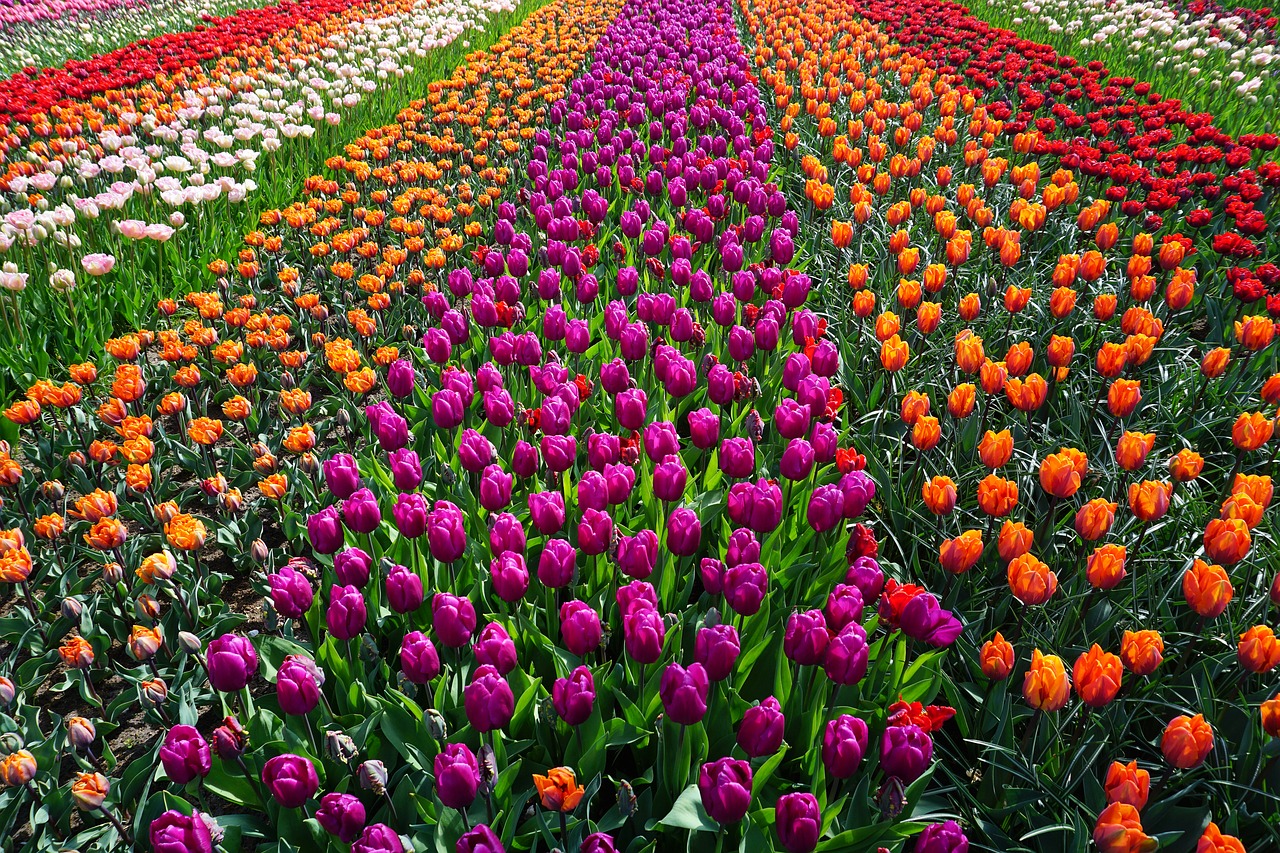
[528,491,566,535]
[723,562,768,616]
[150,811,214,853]
[580,833,617,853]
[160,724,211,784]
[617,581,659,618]
[822,715,869,778]
[386,564,424,614]
[604,463,636,504]
[400,631,441,684]
[914,821,969,853]
[490,552,530,603]
[643,421,680,462]
[738,697,785,757]
[432,593,477,648]
[342,488,381,535]
[552,665,596,726]
[207,634,257,692]
[393,493,429,539]
[784,610,830,666]
[386,358,416,399]
[457,824,505,853]
[659,662,709,725]
[473,622,518,675]
[623,605,665,664]
[825,584,865,632]
[824,623,870,686]
[326,584,367,641]
[719,437,755,478]
[700,558,725,595]
[307,506,344,555]
[880,723,934,782]
[726,480,782,533]
[615,530,657,580]
[666,507,701,556]
[262,754,319,808]
[276,656,321,715]
[806,484,844,533]
[464,665,514,733]
[577,507,614,556]
[838,470,877,519]
[615,388,647,431]
[432,389,465,429]
[366,402,409,451]
[435,743,480,809]
[780,439,815,481]
[687,408,720,449]
[698,758,752,824]
[479,465,513,511]
[352,824,404,853]
[560,600,603,656]
[334,547,372,587]
[776,792,821,853]
[846,557,885,604]
[458,429,496,472]
[317,792,367,843]
[323,453,360,499]
[512,440,539,478]
[725,528,760,567]
[653,455,688,503]
[537,539,576,587]
[694,623,740,681]
[900,593,963,648]
[428,501,467,563]
[489,513,526,556]
[578,470,609,511]
[268,566,314,620]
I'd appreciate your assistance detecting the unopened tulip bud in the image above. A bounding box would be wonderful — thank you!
[66,717,96,750]
[40,480,65,501]
[326,731,357,764]
[140,678,168,707]
[478,744,498,798]
[299,453,318,475]
[358,760,387,795]
[250,539,269,563]
[103,563,124,585]
[0,732,23,754]
[137,595,160,621]
[62,598,83,621]
[0,677,14,708]
[0,749,37,786]
[212,717,247,760]
[426,709,448,741]
[618,780,636,816]
[178,632,202,655]
[68,451,87,467]
[281,371,296,390]
[336,409,351,429]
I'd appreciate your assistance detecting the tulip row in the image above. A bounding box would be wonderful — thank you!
[740,0,1278,847]
[963,0,1279,133]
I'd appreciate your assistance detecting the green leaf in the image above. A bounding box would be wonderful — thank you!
[650,783,718,832]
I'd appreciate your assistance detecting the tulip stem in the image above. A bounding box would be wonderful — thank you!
[19,582,48,645]
[559,809,568,847]
[100,804,133,845]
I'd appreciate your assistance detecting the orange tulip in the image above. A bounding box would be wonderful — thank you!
[1231,473,1273,508]
[84,518,127,551]
[939,530,983,574]
[978,429,1013,468]
[1220,493,1263,529]
[947,383,976,418]
[1049,286,1077,318]
[534,767,585,812]
[1127,480,1171,523]
[922,475,957,515]
[1238,625,1280,674]
[1232,411,1273,451]
[979,359,1007,394]
[880,335,909,372]
[958,292,980,320]
[1008,553,1057,605]
[847,264,869,290]
[831,220,853,248]
[1104,760,1150,809]
[165,513,208,552]
[1073,644,1122,707]
[1262,694,1280,737]
[912,416,941,451]
[1201,348,1232,379]
[980,632,1015,679]
[1115,432,1155,471]
[1235,314,1275,350]
[1170,449,1205,482]
[1161,714,1214,769]
[900,391,930,425]
[853,290,876,317]
[1120,630,1164,677]
[977,474,1019,517]
[1005,341,1033,376]
[0,750,37,787]
[1005,373,1048,411]
[1022,649,1070,711]
[1093,802,1155,853]
[1087,544,1127,591]
[1096,342,1128,378]
[1197,823,1246,853]
[1108,379,1142,418]
[1262,372,1280,407]
[997,520,1034,561]
[954,330,984,373]
[71,772,109,811]
[1183,559,1234,618]
[1165,268,1195,311]
[917,302,941,335]
[1094,293,1118,321]
[188,417,224,446]
[1047,335,1074,369]
[59,636,95,669]
[1075,498,1118,541]
[1039,452,1082,499]
[1203,517,1251,565]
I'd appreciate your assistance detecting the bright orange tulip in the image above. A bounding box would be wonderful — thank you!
[1120,630,1164,677]
[1231,473,1273,508]
[922,475,957,515]
[1232,412,1274,451]
[1238,625,1280,674]
[997,520,1034,562]
[1008,553,1057,605]
[1170,449,1205,482]
[1197,823,1246,853]
[1127,481,1171,523]
[1073,644,1122,707]
[947,383,976,418]
[1087,544,1127,591]
[978,430,1013,468]
[977,474,1019,517]
[1162,714,1214,769]
[1115,432,1155,471]
[1203,517,1251,565]
[1183,559,1234,618]
[1093,802,1155,853]
[980,632,1014,680]
[1022,649,1070,711]
[1075,498,1118,541]
[1039,452,1082,499]
[939,530,983,574]
[1104,760,1150,809]
[1262,694,1280,737]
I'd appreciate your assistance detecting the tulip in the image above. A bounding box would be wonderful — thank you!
[1198,824,1245,853]
[616,530,658,580]
[534,766,585,812]
[1075,499,1118,541]
[435,743,480,809]
[1204,517,1251,565]
[206,634,258,692]
[473,623,518,675]
[352,824,404,853]
[1104,761,1150,810]
[775,792,821,853]
[1238,625,1280,674]
[552,666,596,726]
[1023,649,1071,711]
[698,758,752,824]
[665,507,701,556]
[427,501,467,563]
[1120,630,1164,677]
[845,556,884,603]
[914,821,969,853]
[1127,480,1171,522]
[276,656,321,716]
[307,506,344,554]
[1073,645,1122,707]
[824,584,865,632]
[1262,694,1280,738]
[694,623,740,681]
[464,665,514,733]
[824,623,870,685]
[457,824,506,853]
[560,600,603,656]
[323,453,361,499]
[327,584,367,641]
[719,437,755,478]
[1039,452,1082,499]
[806,484,844,532]
[342,488,381,535]
[334,548,372,587]
[262,754,319,808]
[1086,544,1127,591]
[538,539,576,587]
[1092,802,1152,853]
[400,631,440,684]
[822,714,869,778]
[386,564,424,614]
[365,402,409,452]
[1162,714,1214,769]
[874,705,936,778]
[490,552,529,603]
[268,566,314,619]
[660,662,710,725]
[1007,554,1057,605]
[980,633,1015,680]
[160,725,211,784]
[432,593,477,648]
[1183,559,1233,618]
[316,793,367,843]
